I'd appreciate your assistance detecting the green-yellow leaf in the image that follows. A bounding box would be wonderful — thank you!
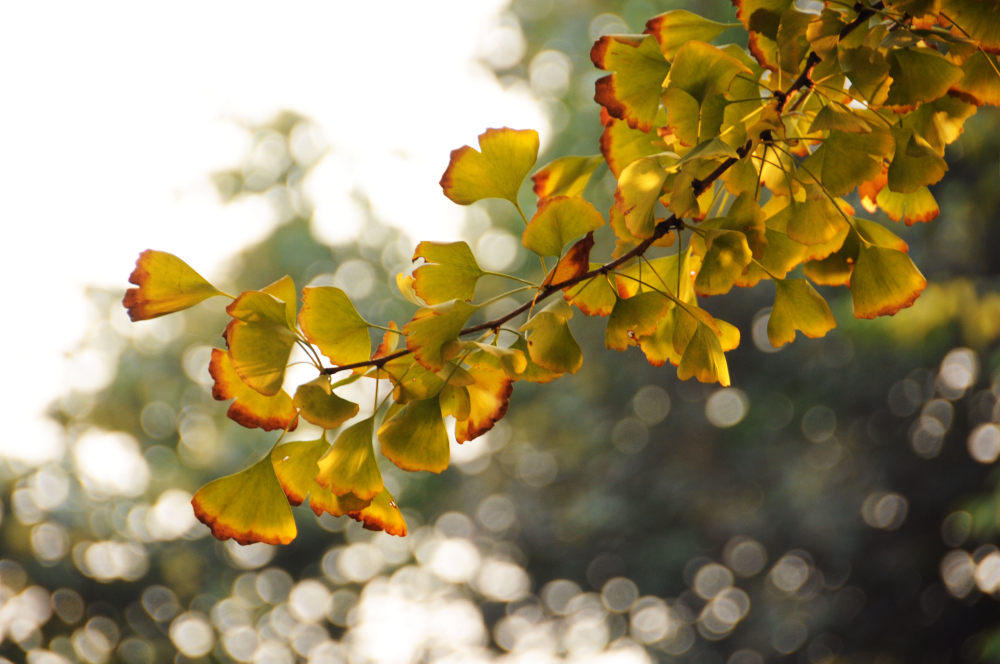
[378,397,450,473]
[523,196,605,257]
[299,286,371,367]
[885,47,963,109]
[440,127,539,206]
[767,278,836,347]
[348,487,407,537]
[888,128,947,193]
[520,300,583,374]
[293,378,359,429]
[123,249,224,321]
[850,245,928,319]
[600,111,662,177]
[316,418,383,500]
[605,292,671,351]
[454,363,513,443]
[614,153,676,239]
[591,34,670,132]
[225,291,297,396]
[564,266,618,316]
[809,104,872,134]
[645,10,737,59]
[192,454,296,545]
[802,127,893,196]
[532,155,603,200]
[403,300,478,372]
[785,194,850,246]
[411,241,484,304]
[271,436,371,517]
[677,321,730,386]
[694,230,753,296]
[209,348,298,431]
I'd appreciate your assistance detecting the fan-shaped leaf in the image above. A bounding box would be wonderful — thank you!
[123,250,224,321]
[532,155,603,200]
[316,418,382,500]
[440,128,539,206]
[520,300,583,374]
[348,488,407,537]
[191,454,296,545]
[271,437,371,517]
[298,287,370,367]
[523,196,605,257]
[293,378,359,429]
[767,278,836,347]
[225,291,297,396]
[209,348,298,431]
[378,397,450,473]
[850,245,928,318]
[645,10,737,59]
[454,363,513,443]
[591,34,670,132]
[605,292,671,351]
[404,300,477,372]
[411,241,484,304]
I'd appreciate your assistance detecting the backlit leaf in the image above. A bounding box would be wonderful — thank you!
[694,230,753,296]
[412,241,484,304]
[378,397,450,474]
[523,196,605,257]
[299,286,371,367]
[440,128,539,206]
[940,0,1000,53]
[191,454,296,545]
[809,104,872,134]
[543,233,594,288]
[615,153,676,239]
[348,488,407,537]
[677,321,730,386]
[850,245,928,318]
[785,194,850,246]
[802,127,893,196]
[520,300,583,374]
[802,232,859,287]
[949,46,1000,106]
[123,249,224,321]
[605,292,671,351]
[853,218,909,252]
[591,34,670,131]
[454,363,513,443]
[225,291,297,396]
[532,155,603,200]
[404,300,478,372]
[271,437,371,517]
[209,348,298,431]
[888,128,947,193]
[564,266,617,316]
[316,418,382,500]
[600,109,662,177]
[645,10,737,59]
[293,378,359,429]
[510,337,563,383]
[767,278,836,347]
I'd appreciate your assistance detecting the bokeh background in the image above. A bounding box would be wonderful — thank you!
[3,1,1000,662]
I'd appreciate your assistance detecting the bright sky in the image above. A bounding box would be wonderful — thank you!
[0,1,547,462]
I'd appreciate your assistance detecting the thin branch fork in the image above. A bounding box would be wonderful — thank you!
[321,2,883,376]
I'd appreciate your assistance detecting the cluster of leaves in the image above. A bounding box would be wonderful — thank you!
[123,0,1000,545]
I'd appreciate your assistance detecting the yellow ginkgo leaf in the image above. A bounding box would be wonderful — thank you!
[123,250,223,321]
[440,128,539,206]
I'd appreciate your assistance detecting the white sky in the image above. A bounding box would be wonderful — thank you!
[0,1,547,461]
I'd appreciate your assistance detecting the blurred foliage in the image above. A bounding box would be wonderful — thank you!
[2,2,1000,663]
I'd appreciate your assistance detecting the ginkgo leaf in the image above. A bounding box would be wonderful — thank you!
[600,109,662,177]
[767,278,836,347]
[209,348,298,431]
[299,286,371,367]
[591,33,670,132]
[455,362,514,443]
[661,41,751,146]
[440,127,539,206]
[888,128,947,193]
[839,46,892,106]
[941,0,1000,53]
[271,437,371,517]
[853,218,908,252]
[260,275,298,329]
[694,230,753,296]
[464,342,528,377]
[123,249,224,321]
[373,321,402,360]
[520,300,583,374]
[885,47,963,110]
[785,195,850,246]
[379,355,445,402]
[404,300,478,372]
[315,418,383,500]
[877,187,940,225]
[802,127,893,196]
[645,10,737,59]
[949,47,1000,107]
[440,383,471,421]
[677,321,730,386]
[802,231,859,287]
[293,378,359,429]
[615,153,676,239]
[378,397,450,473]
[605,292,671,351]
[564,267,617,316]
[543,233,594,287]
[411,241,484,304]
[523,196,605,257]
[348,488,407,537]
[510,337,563,383]
[901,95,976,154]
[639,308,682,366]
[191,454,297,545]
[850,245,927,319]
[732,0,794,69]
[809,104,872,134]
[532,155,603,200]
[225,291,297,396]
